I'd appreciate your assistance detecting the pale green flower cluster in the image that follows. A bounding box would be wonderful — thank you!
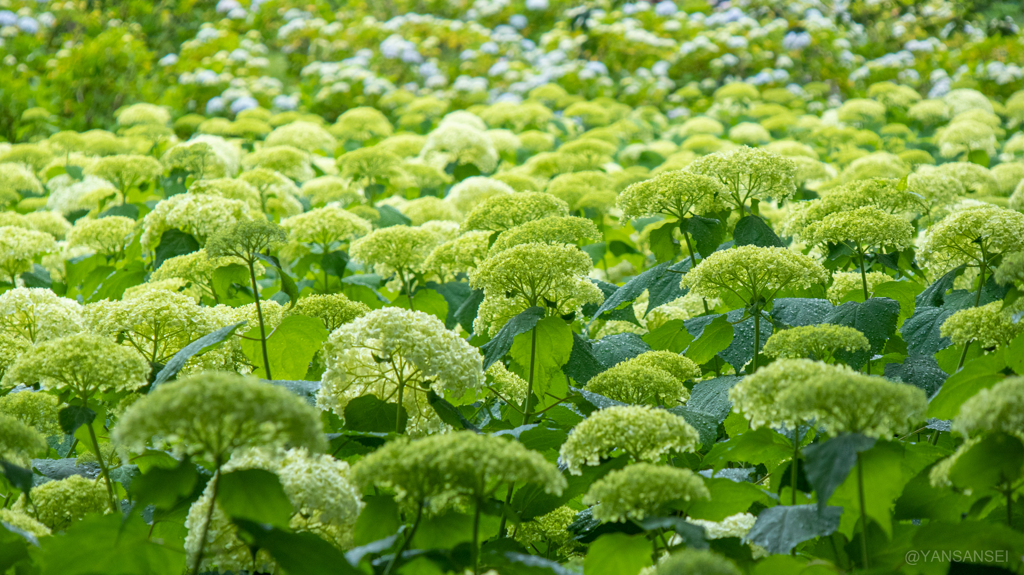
[419,121,499,174]
[0,164,43,202]
[583,463,709,522]
[66,216,136,257]
[265,121,337,154]
[352,431,565,503]
[936,120,998,159]
[332,107,393,144]
[586,351,699,406]
[0,334,31,380]
[350,225,445,282]
[161,136,241,180]
[651,549,742,575]
[401,196,463,226]
[929,436,981,490]
[13,475,108,531]
[618,170,725,219]
[82,155,164,193]
[510,506,580,557]
[150,248,261,303]
[783,179,917,238]
[827,271,894,303]
[0,389,62,436]
[461,192,570,234]
[23,211,72,240]
[189,178,262,211]
[954,377,1024,440]
[317,307,484,436]
[185,446,363,574]
[489,216,600,255]
[559,405,700,474]
[0,508,51,538]
[281,205,372,250]
[927,162,998,195]
[0,288,83,343]
[940,301,1023,349]
[801,206,914,251]
[918,203,1024,276]
[424,230,492,282]
[685,512,768,559]
[3,333,149,398]
[114,372,326,462]
[444,176,514,215]
[0,225,56,281]
[470,242,603,336]
[238,168,304,218]
[45,176,119,216]
[485,361,529,405]
[301,176,362,207]
[116,103,171,127]
[287,294,370,332]
[0,412,46,466]
[141,193,253,250]
[242,145,315,182]
[729,359,855,429]
[682,245,828,303]
[762,324,870,362]
[545,171,613,211]
[686,146,797,210]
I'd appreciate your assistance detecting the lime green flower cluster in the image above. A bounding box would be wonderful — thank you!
[762,324,871,363]
[559,406,700,474]
[66,215,136,258]
[461,192,569,234]
[651,549,742,575]
[583,463,709,522]
[423,230,492,282]
[0,288,83,343]
[510,506,580,558]
[0,389,62,436]
[919,203,1024,277]
[941,301,1024,349]
[0,412,46,466]
[488,216,600,254]
[682,246,828,303]
[827,271,894,303]
[3,333,149,398]
[0,225,56,281]
[287,294,370,332]
[586,351,700,406]
[12,475,109,531]
[617,170,726,220]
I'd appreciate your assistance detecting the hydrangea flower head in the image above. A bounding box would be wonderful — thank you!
[444,176,515,215]
[559,405,700,474]
[953,377,1024,440]
[242,145,315,182]
[12,475,108,531]
[682,246,828,305]
[281,205,372,251]
[762,324,870,362]
[349,225,445,281]
[0,389,61,436]
[3,332,149,398]
[0,412,46,466]
[802,206,914,251]
[586,351,699,406]
[462,192,569,234]
[424,230,492,282]
[827,271,894,303]
[114,372,326,462]
[265,121,337,154]
[0,226,56,281]
[287,294,370,332]
[919,203,1024,276]
[419,122,499,174]
[83,155,164,194]
[686,147,797,211]
[66,216,136,258]
[618,170,726,220]
[317,307,483,436]
[729,359,855,429]
[332,107,394,144]
[583,463,709,522]
[941,301,1024,349]
[0,288,83,343]
[141,193,253,251]
[652,549,742,575]
[489,216,600,254]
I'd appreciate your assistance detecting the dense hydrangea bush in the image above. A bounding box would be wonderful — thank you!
[2,0,1024,574]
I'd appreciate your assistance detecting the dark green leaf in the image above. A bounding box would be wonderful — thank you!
[98,203,139,220]
[152,321,246,388]
[587,261,671,325]
[638,516,708,549]
[719,309,772,373]
[883,355,947,397]
[648,224,677,263]
[130,458,199,509]
[65,165,84,181]
[58,405,96,435]
[376,204,412,228]
[802,434,876,513]
[455,288,484,334]
[344,394,408,434]
[667,405,719,448]
[583,533,652,575]
[0,461,33,493]
[770,298,834,327]
[733,215,785,248]
[927,350,1006,419]
[824,297,899,368]
[161,168,189,197]
[321,250,349,277]
[19,264,51,289]
[900,306,955,357]
[34,514,185,575]
[686,215,726,258]
[426,281,473,330]
[153,229,199,270]
[427,390,479,432]
[218,468,293,529]
[916,265,966,308]
[645,259,691,314]
[232,519,362,575]
[687,376,743,421]
[564,332,606,385]
[744,505,842,555]
[590,333,650,367]
[481,306,545,370]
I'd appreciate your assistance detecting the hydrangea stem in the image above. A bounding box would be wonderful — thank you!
[85,422,118,514]
[472,499,482,575]
[752,306,761,373]
[522,324,538,425]
[791,426,800,506]
[248,260,273,380]
[384,500,423,575]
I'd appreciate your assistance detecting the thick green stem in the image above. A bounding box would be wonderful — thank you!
[498,483,514,537]
[249,261,272,380]
[522,324,538,425]
[396,382,405,434]
[956,341,972,371]
[857,453,870,569]
[751,307,761,373]
[1008,488,1014,528]
[857,245,870,302]
[191,464,222,575]
[86,422,118,514]
[791,427,799,506]
[472,499,481,575]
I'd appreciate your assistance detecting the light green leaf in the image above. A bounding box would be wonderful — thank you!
[393,288,448,323]
[241,314,329,380]
[218,469,294,529]
[510,316,573,410]
[927,349,1006,419]
[583,533,652,575]
[684,314,734,365]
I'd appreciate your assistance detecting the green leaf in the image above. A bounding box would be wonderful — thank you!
[968,149,990,167]
[218,468,294,529]
[211,263,252,304]
[129,458,199,509]
[427,390,478,431]
[344,394,408,434]
[455,288,484,333]
[241,314,329,381]
[563,332,606,385]
[588,261,672,325]
[65,165,84,181]
[153,229,199,270]
[719,309,772,373]
[255,253,299,308]
[704,428,794,471]
[642,319,693,353]
[161,168,189,197]
[590,332,650,367]
[668,405,719,448]
[744,505,842,555]
[685,215,726,258]
[510,316,573,406]
[19,264,51,289]
[58,405,96,435]
[648,222,678,263]
[909,521,1024,568]
[480,306,545,370]
[927,349,1006,419]
[900,306,955,357]
[426,281,473,330]
[152,321,246,388]
[98,203,139,220]
[823,297,899,368]
[0,522,31,572]
[732,215,785,248]
[871,280,923,326]
[0,461,33,494]
[883,355,947,397]
[89,263,147,302]
[644,259,691,314]
[393,288,448,323]
[916,264,965,308]
[688,477,774,521]
[769,298,835,327]
[1007,332,1024,376]
[34,514,186,575]
[828,441,924,538]
[894,466,974,523]
[948,432,1024,493]
[802,433,876,513]
[683,314,734,365]
[353,495,400,546]
[232,519,362,575]
[583,533,652,575]
[687,376,742,421]
[376,204,412,228]
[321,250,349,277]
